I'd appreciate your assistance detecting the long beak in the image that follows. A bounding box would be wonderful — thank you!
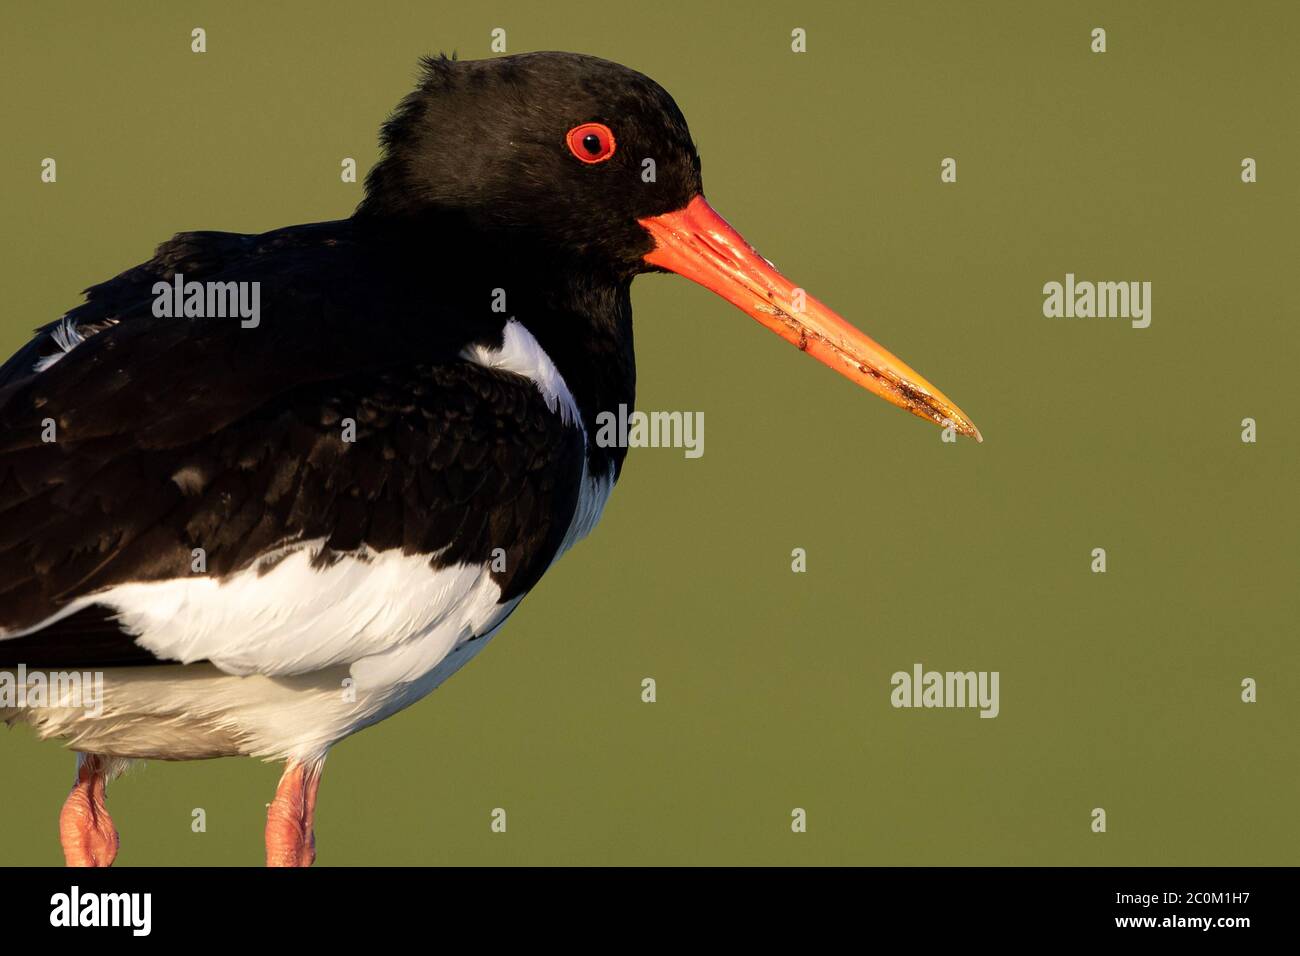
[638,196,981,441]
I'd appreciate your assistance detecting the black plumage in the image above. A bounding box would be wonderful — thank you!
[0,52,704,666]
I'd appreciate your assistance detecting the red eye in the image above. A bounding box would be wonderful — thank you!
[566,123,616,164]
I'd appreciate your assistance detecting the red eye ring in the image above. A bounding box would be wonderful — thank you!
[566,123,616,164]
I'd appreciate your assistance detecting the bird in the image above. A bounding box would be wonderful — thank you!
[0,51,980,867]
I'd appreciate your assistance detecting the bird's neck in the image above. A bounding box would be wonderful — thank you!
[356,218,636,480]
[515,273,637,482]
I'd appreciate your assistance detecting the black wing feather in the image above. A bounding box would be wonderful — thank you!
[0,221,586,667]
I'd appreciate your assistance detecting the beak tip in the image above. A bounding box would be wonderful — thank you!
[943,413,982,443]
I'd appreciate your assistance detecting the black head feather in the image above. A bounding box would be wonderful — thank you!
[356,52,703,275]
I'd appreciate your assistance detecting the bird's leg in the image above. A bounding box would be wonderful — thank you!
[265,760,323,867]
[59,753,119,867]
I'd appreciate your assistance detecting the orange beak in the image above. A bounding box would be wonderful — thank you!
[639,196,981,441]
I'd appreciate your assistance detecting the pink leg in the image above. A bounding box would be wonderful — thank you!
[60,754,119,867]
[265,761,323,867]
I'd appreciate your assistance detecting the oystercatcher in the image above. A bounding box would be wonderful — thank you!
[0,52,979,866]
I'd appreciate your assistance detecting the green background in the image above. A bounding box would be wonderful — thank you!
[1,0,1295,865]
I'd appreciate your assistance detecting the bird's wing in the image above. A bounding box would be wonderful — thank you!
[0,221,376,388]
[0,357,586,672]
[0,227,586,673]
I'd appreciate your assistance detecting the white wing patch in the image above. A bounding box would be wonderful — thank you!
[461,317,614,555]
[460,318,582,427]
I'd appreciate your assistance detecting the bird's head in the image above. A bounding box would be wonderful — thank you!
[359,51,980,440]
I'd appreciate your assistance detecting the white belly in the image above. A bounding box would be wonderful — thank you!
[2,549,521,763]
[2,640,499,763]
